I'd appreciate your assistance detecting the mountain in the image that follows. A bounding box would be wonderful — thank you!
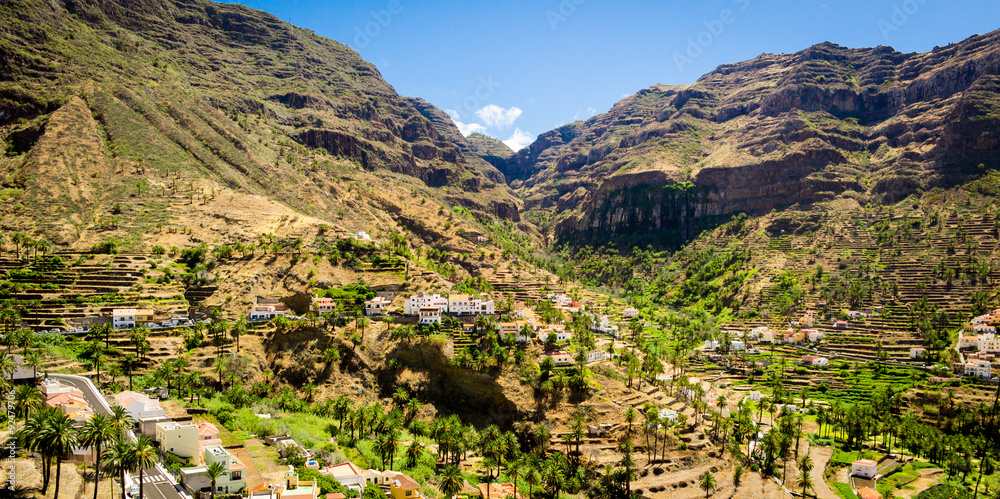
[489,33,1000,249]
[466,133,515,171]
[0,0,519,248]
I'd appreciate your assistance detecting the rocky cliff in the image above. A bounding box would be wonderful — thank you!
[492,34,1000,248]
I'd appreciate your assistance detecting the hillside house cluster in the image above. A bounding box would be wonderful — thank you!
[40,378,94,422]
[402,293,495,324]
[314,461,422,498]
[956,310,1000,379]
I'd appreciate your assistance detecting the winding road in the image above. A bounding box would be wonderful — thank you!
[48,374,191,499]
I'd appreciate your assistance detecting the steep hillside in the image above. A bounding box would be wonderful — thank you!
[498,34,1000,248]
[466,133,515,171]
[0,0,519,250]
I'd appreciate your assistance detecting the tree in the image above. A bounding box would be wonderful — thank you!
[698,471,717,499]
[0,352,18,384]
[205,461,227,499]
[78,414,115,499]
[797,455,814,497]
[231,317,248,353]
[46,409,78,499]
[438,464,463,499]
[133,435,160,499]
[103,436,137,499]
[357,317,371,341]
[13,384,43,423]
[405,441,424,469]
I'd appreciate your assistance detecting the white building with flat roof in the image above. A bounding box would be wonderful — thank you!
[156,422,200,459]
[404,294,448,316]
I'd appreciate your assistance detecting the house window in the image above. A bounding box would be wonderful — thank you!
[232,471,241,480]
[406,492,412,496]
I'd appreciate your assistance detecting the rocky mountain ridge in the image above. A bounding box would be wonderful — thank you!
[0,0,519,248]
[488,33,1000,248]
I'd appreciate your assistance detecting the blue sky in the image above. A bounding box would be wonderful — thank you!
[222,0,1000,151]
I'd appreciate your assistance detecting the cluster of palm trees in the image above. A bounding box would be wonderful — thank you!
[1,232,53,262]
[14,400,159,499]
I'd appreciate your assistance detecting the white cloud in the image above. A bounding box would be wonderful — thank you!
[445,109,486,136]
[475,104,523,129]
[587,107,597,116]
[503,128,534,151]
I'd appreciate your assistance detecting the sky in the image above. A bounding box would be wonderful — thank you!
[222,0,1000,151]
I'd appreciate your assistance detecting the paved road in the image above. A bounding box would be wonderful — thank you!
[48,374,191,499]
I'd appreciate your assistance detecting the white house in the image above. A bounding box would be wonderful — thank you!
[657,409,679,422]
[745,391,763,402]
[156,422,201,459]
[180,445,246,496]
[760,329,775,343]
[622,307,639,319]
[500,321,533,342]
[418,307,441,325]
[404,294,448,316]
[548,352,575,365]
[547,294,572,307]
[446,294,495,315]
[364,296,391,316]
[910,347,927,359]
[704,340,719,351]
[112,390,166,421]
[112,308,154,329]
[249,298,289,321]
[851,459,878,479]
[586,351,609,363]
[805,330,825,343]
[965,360,993,379]
[321,462,365,493]
[310,297,336,314]
[802,355,828,367]
[730,340,747,351]
[959,335,982,349]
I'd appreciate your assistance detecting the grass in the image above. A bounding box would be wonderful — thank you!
[831,481,858,499]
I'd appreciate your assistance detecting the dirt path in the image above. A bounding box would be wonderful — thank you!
[808,445,840,499]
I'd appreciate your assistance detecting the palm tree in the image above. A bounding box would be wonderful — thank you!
[204,461,227,499]
[438,464,463,499]
[79,414,116,499]
[405,441,424,469]
[122,353,138,390]
[357,317,371,341]
[0,352,18,384]
[525,467,541,499]
[231,317,248,352]
[133,435,160,499]
[46,410,79,499]
[24,349,42,380]
[798,455,814,497]
[698,471,716,499]
[103,436,137,499]
[108,406,135,440]
[13,384,43,423]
